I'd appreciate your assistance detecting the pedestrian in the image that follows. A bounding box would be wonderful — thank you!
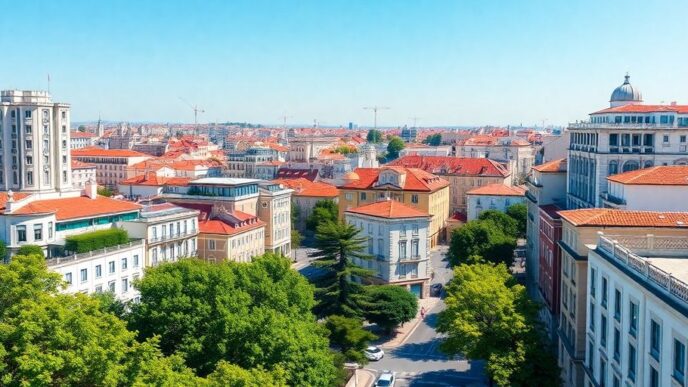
[420,306,426,319]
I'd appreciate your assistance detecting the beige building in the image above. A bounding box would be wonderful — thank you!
[556,209,688,387]
[338,167,450,247]
[197,212,265,263]
[386,155,511,214]
[71,147,151,189]
[70,159,96,190]
[287,137,340,162]
[257,181,293,256]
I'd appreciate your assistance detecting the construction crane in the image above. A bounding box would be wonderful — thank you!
[409,116,422,128]
[179,97,205,136]
[363,106,390,129]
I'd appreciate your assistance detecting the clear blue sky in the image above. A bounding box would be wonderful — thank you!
[2,0,687,127]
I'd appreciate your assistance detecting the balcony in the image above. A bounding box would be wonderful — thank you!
[148,229,198,245]
[568,122,679,130]
[47,239,144,267]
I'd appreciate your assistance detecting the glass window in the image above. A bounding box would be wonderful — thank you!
[133,255,139,267]
[80,268,87,282]
[16,225,27,242]
[629,301,638,336]
[675,339,686,383]
[108,261,115,273]
[609,134,618,146]
[589,302,595,332]
[121,258,128,270]
[601,277,608,307]
[65,272,72,285]
[651,319,661,360]
[108,280,115,292]
[613,328,620,361]
[628,343,636,381]
[590,268,596,297]
[411,194,419,204]
[614,289,621,321]
[601,315,607,347]
[599,358,607,386]
[95,265,102,278]
[33,224,42,241]
[650,366,660,387]
[122,278,129,293]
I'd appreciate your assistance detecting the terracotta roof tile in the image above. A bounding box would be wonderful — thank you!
[387,156,510,177]
[71,159,96,169]
[70,131,97,138]
[340,167,449,192]
[199,216,265,236]
[532,158,567,173]
[0,192,31,211]
[345,200,430,219]
[72,146,149,158]
[273,178,339,197]
[120,173,192,187]
[558,209,688,228]
[466,183,525,196]
[592,104,688,115]
[12,196,141,220]
[607,166,688,185]
[276,169,319,181]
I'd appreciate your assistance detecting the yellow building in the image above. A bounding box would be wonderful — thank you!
[338,167,450,247]
[197,211,266,263]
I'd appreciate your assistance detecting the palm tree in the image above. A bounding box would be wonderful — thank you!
[310,221,372,317]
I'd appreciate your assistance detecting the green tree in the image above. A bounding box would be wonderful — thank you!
[291,229,304,250]
[305,199,339,231]
[448,220,516,267]
[16,244,44,257]
[386,136,405,160]
[362,285,418,334]
[310,221,372,317]
[207,362,287,387]
[92,291,127,320]
[423,133,442,146]
[366,129,383,143]
[291,202,301,227]
[128,254,339,385]
[437,263,559,386]
[325,315,377,363]
[478,210,519,238]
[0,240,7,263]
[97,186,114,197]
[506,203,527,237]
[78,125,87,132]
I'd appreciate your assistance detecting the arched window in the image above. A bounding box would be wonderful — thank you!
[643,160,654,168]
[622,160,640,172]
[608,160,618,175]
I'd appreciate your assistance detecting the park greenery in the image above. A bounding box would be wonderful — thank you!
[437,263,560,386]
[386,136,405,160]
[305,199,339,231]
[506,203,527,237]
[366,129,383,143]
[65,228,129,253]
[362,285,418,334]
[422,133,442,146]
[325,315,377,364]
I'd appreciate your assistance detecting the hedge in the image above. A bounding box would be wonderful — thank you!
[65,228,129,253]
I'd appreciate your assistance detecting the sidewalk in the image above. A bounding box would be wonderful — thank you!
[376,296,440,348]
[345,368,376,387]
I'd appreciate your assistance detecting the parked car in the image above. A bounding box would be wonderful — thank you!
[430,283,443,297]
[364,346,384,361]
[375,371,395,387]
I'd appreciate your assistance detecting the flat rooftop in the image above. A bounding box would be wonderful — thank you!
[191,177,260,185]
[646,257,688,283]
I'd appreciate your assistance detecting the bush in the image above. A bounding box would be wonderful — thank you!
[17,244,44,258]
[65,228,129,253]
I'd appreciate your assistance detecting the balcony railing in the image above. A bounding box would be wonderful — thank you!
[148,229,198,244]
[47,239,144,267]
[568,122,679,130]
[597,234,688,304]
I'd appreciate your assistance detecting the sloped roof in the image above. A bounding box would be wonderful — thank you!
[72,146,149,158]
[345,200,430,219]
[273,178,339,198]
[558,209,688,228]
[198,216,265,236]
[276,168,319,181]
[532,158,567,173]
[0,192,31,211]
[466,183,525,196]
[387,155,510,177]
[592,104,688,115]
[12,196,141,220]
[340,167,449,192]
[607,166,688,185]
[71,159,96,169]
[120,173,192,187]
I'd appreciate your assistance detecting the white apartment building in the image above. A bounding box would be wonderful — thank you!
[602,166,688,211]
[70,160,96,190]
[0,90,74,193]
[120,202,199,266]
[465,183,525,221]
[69,131,97,149]
[567,74,688,209]
[586,233,688,387]
[345,200,431,298]
[48,239,145,302]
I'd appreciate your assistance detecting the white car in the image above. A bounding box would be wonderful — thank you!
[375,371,395,387]
[364,345,384,361]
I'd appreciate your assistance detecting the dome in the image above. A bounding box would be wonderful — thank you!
[610,74,643,106]
[343,171,360,181]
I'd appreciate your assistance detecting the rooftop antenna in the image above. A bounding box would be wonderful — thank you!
[178,97,205,136]
[363,106,390,129]
[279,114,292,144]
[409,116,422,128]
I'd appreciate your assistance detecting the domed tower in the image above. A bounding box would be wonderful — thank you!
[610,73,643,107]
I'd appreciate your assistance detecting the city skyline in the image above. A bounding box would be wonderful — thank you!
[2,0,688,126]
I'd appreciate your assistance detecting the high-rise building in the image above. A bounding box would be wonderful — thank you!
[0,90,73,193]
[567,75,688,209]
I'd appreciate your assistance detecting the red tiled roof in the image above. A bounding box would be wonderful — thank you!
[273,178,339,198]
[72,146,149,158]
[71,159,96,169]
[345,199,430,219]
[532,158,567,173]
[558,209,688,228]
[276,169,319,181]
[607,166,688,185]
[70,131,97,138]
[120,173,192,187]
[199,217,265,236]
[387,156,510,177]
[340,167,449,192]
[466,183,526,196]
[592,104,688,115]
[12,196,141,220]
[174,203,213,221]
[539,204,563,220]
[0,192,31,211]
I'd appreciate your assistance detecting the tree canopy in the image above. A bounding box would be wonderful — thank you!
[128,254,339,386]
[310,221,372,317]
[16,244,44,258]
[362,285,418,334]
[423,133,442,146]
[386,136,405,160]
[447,220,516,267]
[366,129,383,143]
[325,315,377,363]
[305,199,339,231]
[477,210,519,238]
[437,263,559,386]
[506,203,527,237]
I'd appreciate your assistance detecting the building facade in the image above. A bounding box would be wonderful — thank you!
[603,165,688,211]
[465,183,525,221]
[71,147,151,188]
[70,160,97,190]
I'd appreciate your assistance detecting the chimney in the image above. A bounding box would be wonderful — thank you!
[84,179,98,199]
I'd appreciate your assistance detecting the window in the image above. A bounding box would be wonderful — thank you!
[65,272,73,285]
[628,343,636,381]
[95,265,102,278]
[208,240,216,250]
[25,110,32,118]
[26,156,32,165]
[27,171,33,185]
[590,268,596,297]
[589,302,595,332]
[25,140,32,149]
[664,135,670,143]
[108,280,116,292]
[609,134,618,146]
[398,241,407,259]
[588,341,595,371]
[80,268,87,282]
[601,315,607,347]
[16,225,26,242]
[122,278,129,293]
[613,328,620,362]
[48,222,53,239]
[651,319,661,360]
[108,261,115,274]
[629,301,638,336]
[411,194,419,204]
[412,225,419,235]
[345,193,353,200]
[360,192,367,201]
[133,254,139,267]
[613,289,621,321]
[612,375,620,387]
[121,258,128,270]
[599,358,607,387]
[411,240,419,257]
[95,285,103,293]
[601,277,608,307]
[650,366,660,387]
[682,135,687,143]
[34,224,42,241]
[674,339,686,383]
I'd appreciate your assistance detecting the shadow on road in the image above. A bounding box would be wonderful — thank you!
[408,369,486,387]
